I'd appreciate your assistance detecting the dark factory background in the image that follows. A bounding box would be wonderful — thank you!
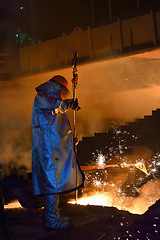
[1,0,160,47]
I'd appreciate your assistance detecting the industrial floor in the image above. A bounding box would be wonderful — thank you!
[2,199,160,240]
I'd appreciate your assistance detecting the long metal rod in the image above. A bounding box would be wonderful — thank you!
[81,162,148,175]
[72,52,79,202]
[73,87,78,202]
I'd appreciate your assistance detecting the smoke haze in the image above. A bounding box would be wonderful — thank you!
[1,53,160,171]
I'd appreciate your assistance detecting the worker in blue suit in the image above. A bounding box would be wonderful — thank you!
[31,75,84,230]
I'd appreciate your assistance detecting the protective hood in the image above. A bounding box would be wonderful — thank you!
[35,80,62,98]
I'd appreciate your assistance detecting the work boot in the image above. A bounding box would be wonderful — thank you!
[43,194,71,231]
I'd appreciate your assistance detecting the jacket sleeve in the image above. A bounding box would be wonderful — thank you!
[52,99,73,115]
[34,94,73,115]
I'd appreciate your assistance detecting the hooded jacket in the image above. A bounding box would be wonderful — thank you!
[31,80,84,195]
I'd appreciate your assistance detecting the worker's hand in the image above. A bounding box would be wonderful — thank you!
[72,98,81,111]
[66,98,81,110]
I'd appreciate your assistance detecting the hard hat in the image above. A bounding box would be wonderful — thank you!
[50,75,69,91]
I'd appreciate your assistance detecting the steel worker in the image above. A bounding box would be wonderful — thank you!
[31,75,84,230]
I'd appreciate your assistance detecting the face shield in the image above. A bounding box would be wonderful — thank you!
[60,86,70,99]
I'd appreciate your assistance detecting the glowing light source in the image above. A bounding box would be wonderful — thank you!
[4,200,22,209]
[69,192,113,207]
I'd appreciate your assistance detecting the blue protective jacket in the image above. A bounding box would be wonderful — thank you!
[31,80,84,196]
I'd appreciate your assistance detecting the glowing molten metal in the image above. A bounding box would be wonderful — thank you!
[69,129,160,215]
[69,180,160,215]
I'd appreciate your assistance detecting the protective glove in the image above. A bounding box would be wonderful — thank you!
[72,98,78,110]
[72,98,81,111]
[66,98,80,110]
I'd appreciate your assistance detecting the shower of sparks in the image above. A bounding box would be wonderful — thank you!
[147,152,160,178]
[96,153,106,166]
[92,128,139,166]
[113,215,160,240]
[70,128,160,215]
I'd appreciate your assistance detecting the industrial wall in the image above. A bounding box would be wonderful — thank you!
[19,10,160,75]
